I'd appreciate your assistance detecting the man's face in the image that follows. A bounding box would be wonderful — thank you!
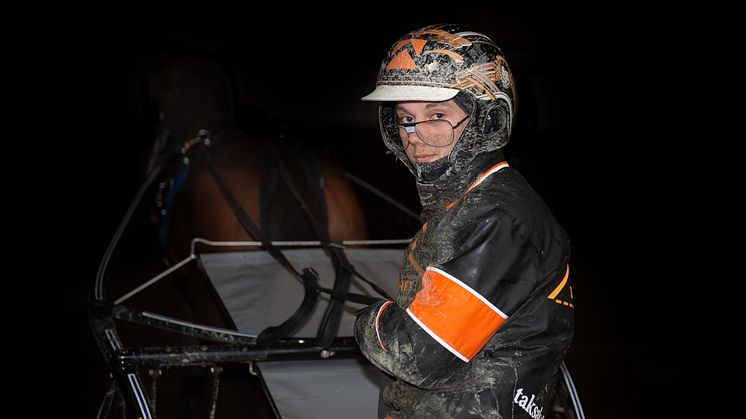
[394,100,468,164]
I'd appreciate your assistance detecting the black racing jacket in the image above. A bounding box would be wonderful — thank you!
[355,154,573,418]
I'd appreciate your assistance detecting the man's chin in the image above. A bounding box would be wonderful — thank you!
[413,157,450,182]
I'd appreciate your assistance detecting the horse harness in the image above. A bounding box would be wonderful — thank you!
[155,129,392,348]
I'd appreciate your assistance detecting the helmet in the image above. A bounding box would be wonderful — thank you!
[362,24,515,109]
[362,24,516,184]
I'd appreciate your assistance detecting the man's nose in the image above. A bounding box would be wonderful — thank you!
[405,128,424,144]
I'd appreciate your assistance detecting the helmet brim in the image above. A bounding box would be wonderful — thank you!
[361,85,459,102]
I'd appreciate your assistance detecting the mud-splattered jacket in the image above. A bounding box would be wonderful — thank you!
[354,151,574,418]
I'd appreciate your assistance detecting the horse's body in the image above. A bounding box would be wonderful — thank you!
[101,54,369,418]
[150,55,367,259]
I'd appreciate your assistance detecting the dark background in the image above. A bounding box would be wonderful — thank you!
[28,6,737,418]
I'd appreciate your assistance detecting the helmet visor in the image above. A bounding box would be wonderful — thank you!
[361,84,459,102]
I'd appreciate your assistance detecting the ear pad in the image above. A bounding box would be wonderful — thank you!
[483,104,507,135]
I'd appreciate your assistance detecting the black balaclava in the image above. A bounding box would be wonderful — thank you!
[379,92,512,221]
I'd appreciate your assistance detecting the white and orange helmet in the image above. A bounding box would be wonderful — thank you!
[363,24,516,182]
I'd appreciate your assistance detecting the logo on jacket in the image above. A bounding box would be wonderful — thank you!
[513,388,544,419]
[547,265,574,309]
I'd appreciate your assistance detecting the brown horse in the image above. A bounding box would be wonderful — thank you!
[148,54,368,257]
[97,54,370,418]
[144,53,368,329]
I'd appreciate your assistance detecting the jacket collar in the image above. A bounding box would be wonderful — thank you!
[416,149,508,222]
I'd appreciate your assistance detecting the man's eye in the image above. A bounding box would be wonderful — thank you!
[431,112,446,120]
[399,116,414,123]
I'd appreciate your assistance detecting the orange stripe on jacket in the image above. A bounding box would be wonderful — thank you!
[446,161,509,209]
[547,264,569,299]
[406,267,507,362]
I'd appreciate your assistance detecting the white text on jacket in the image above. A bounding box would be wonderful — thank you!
[513,388,544,419]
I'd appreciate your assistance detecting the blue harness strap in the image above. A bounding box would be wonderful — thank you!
[160,164,190,247]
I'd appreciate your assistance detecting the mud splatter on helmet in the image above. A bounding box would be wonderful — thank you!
[363,24,516,184]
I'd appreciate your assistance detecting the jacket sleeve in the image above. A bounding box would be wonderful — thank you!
[355,210,552,389]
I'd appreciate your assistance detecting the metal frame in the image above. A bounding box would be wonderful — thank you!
[91,226,410,418]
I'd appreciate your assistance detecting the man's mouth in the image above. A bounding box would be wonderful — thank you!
[413,154,437,163]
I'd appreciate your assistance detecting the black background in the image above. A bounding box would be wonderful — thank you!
[21,6,737,418]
